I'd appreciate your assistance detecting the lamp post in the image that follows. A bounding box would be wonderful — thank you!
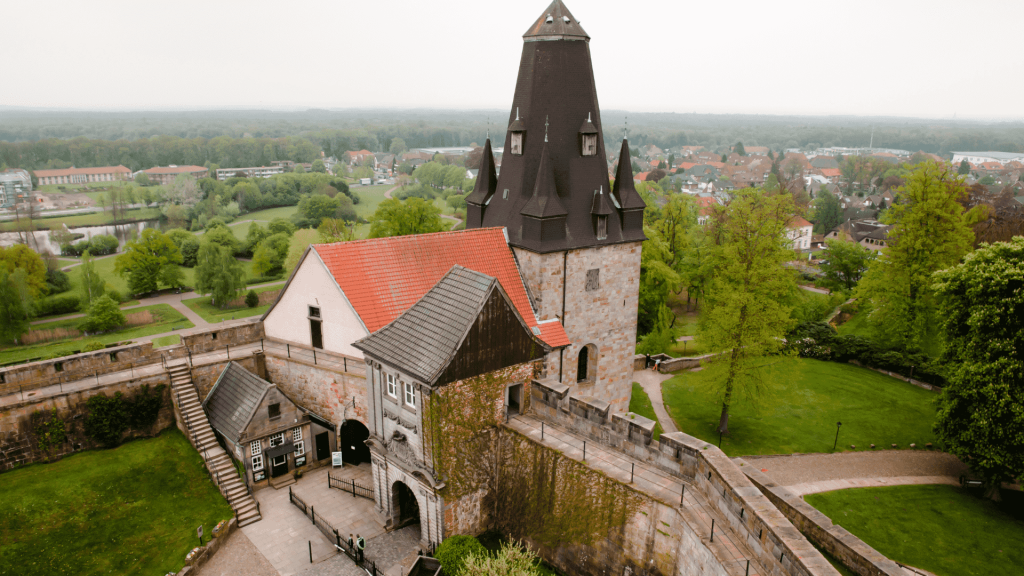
[833,421,842,451]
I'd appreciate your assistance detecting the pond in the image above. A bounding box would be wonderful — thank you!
[0,220,159,255]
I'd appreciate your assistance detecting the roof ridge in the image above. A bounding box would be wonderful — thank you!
[312,226,506,250]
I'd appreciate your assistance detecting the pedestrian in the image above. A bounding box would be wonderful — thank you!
[356,533,365,562]
[347,533,354,552]
[645,353,651,369]
[653,358,661,372]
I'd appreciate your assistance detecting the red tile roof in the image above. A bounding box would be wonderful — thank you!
[33,165,131,177]
[788,216,812,228]
[820,168,841,177]
[312,228,569,348]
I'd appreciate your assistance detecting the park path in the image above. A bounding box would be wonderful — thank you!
[382,185,398,199]
[740,451,970,495]
[633,369,679,434]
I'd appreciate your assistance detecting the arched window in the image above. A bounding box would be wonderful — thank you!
[577,346,588,382]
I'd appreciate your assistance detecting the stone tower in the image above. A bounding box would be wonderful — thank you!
[466,0,646,412]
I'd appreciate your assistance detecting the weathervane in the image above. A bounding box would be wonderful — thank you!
[624,116,629,140]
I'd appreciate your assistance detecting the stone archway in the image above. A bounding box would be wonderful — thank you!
[390,481,421,530]
[577,343,598,384]
[338,419,371,465]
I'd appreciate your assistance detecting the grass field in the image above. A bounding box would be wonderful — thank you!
[806,485,1024,576]
[81,254,262,295]
[56,257,79,268]
[182,282,284,323]
[238,205,300,222]
[629,383,665,441]
[660,357,937,456]
[0,208,162,231]
[352,184,395,221]
[0,304,193,365]
[152,334,181,348]
[0,429,233,576]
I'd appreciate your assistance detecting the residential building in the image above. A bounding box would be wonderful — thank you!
[787,216,813,250]
[271,160,295,169]
[203,362,324,488]
[0,169,32,207]
[34,165,132,186]
[215,166,285,180]
[142,165,208,185]
[346,150,375,165]
[826,218,892,252]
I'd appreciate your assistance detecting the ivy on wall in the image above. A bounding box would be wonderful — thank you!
[30,408,66,459]
[424,365,642,549]
[83,384,166,448]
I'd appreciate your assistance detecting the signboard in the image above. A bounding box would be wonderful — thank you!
[332,452,344,467]
[295,456,307,467]
[254,470,266,482]
[197,525,204,540]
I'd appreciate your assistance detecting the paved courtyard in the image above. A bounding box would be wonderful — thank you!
[240,462,421,576]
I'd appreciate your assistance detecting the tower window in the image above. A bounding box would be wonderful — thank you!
[585,269,600,292]
[582,134,597,156]
[596,215,608,240]
[577,347,588,382]
[510,132,523,155]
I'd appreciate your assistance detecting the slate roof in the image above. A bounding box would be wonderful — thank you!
[353,266,531,384]
[33,165,132,177]
[523,0,589,41]
[204,362,273,443]
[297,228,570,348]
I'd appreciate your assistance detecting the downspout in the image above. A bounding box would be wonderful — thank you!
[559,249,568,383]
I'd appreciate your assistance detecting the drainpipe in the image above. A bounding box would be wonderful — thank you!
[559,250,568,383]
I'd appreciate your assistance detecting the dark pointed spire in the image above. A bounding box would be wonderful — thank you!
[612,139,647,211]
[590,186,613,216]
[466,138,498,207]
[521,144,567,219]
[579,112,598,135]
[523,0,589,42]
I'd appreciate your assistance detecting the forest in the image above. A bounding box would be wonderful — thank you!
[1,108,1022,172]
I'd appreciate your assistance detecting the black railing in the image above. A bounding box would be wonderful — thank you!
[263,339,360,373]
[328,472,375,500]
[289,486,385,576]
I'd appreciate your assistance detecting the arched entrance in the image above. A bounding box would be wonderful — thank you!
[391,481,421,529]
[338,420,371,465]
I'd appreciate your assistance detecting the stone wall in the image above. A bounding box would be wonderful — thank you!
[528,379,839,576]
[0,373,175,472]
[264,346,367,430]
[182,320,264,354]
[742,466,903,576]
[514,242,642,414]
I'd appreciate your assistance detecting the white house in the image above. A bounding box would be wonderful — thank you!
[786,216,813,250]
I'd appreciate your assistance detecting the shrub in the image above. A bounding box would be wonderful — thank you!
[245,290,259,308]
[80,296,125,333]
[106,289,124,303]
[82,340,106,352]
[35,294,81,317]
[436,535,486,576]
[89,234,119,255]
[83,392,128,447]
[45,269,72,294]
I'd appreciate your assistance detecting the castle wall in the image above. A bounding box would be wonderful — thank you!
[514,242,641,412]
[263,350,368,429]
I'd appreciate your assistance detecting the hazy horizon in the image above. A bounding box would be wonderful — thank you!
[4,0,1024,121]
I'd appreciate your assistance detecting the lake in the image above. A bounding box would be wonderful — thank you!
[0,220,159,255]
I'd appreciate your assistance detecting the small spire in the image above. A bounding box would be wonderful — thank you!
[624,116,629,140]
[544,115,549,143]
[515,107,520,121]
[587,112,592,123]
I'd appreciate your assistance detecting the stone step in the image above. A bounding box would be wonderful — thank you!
[269,475,296,490]
[238,511,262,527]
[233,498,258,514]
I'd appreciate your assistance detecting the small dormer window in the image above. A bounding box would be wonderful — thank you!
[511,132,523,155]
[582,134,597,156]
[596,215,608,239]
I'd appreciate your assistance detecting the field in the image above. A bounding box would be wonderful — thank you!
[0,304,193,365]
[806,485,1024,576]
[0,430,234,576]
[0,208,162,231]
[660,357,937,456]
[182,282,284,323]
[628,383,665,441]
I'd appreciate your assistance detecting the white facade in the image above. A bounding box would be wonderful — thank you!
[216,166,285,180]
[262,249,368,356]
[787,223,813,250]
[951,152,1024,165]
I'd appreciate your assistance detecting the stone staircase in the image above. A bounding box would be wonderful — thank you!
[168,363,262,527]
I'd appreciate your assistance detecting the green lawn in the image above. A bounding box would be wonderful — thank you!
[0,304,194,365]
[806,485,1024,576]
[152,334,181,348]
[238,205,300,223]
[660,357,937,456]
[629,383,665,441]
[82,254,259,295]
[352,184,395,221]
[0,208,162,231]
[0,429,234,576]
[182,282,284,324]
[56,257,79,268]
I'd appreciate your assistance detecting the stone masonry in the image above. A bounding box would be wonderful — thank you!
[514,241,642,413]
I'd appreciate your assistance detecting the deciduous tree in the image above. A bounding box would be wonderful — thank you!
[933,237,1024,500]
[0,268,32,343]
[80,295,125,333]
[811,189,842,234]
[819,238,873,291]
[79,250,106,306]
[114,229,184,295]
[856,163,974,350]
[369,198,447,238]
[194,242,245,307]
[0,244,48,298]
[698,190,798,434]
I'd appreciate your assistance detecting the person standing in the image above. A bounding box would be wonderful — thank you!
[356,534,365,562]
[347,533,354,553]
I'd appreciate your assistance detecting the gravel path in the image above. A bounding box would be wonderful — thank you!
[199,530,278,576]
[742,450,969,487]
[632,369,679,433]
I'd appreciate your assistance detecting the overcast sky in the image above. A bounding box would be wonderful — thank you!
[5,0,1023,120]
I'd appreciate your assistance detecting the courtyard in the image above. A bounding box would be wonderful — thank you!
[0,429,233,576]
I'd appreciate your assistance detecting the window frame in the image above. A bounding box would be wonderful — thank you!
[268,403,281,420]
[292,427,303,442]
[294,440,305,456]
[269,432,285,448]
[404,381,416,408]
[251,454,264,472]
[582,134,598,156]
[250,440,262,456]
[596,215,608,240]
[386,373,397,398]
[510,132,523,155]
